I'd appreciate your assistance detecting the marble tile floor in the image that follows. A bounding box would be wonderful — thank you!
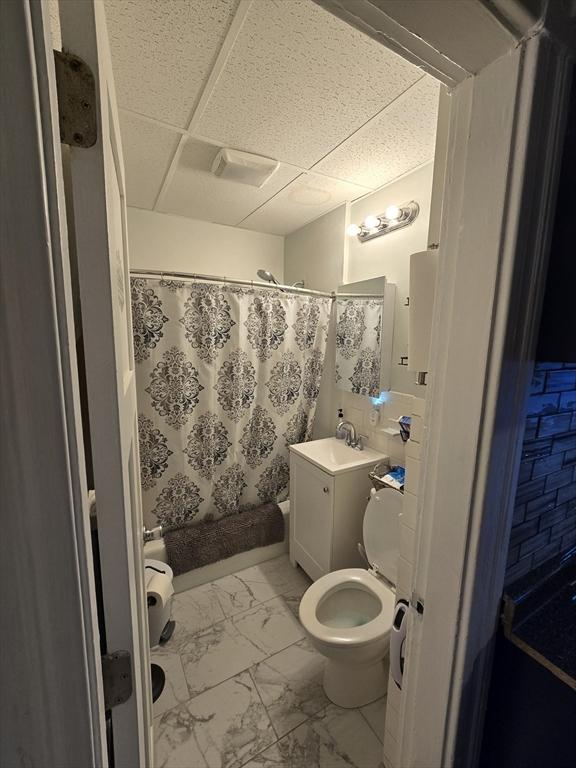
[153,554,386,768]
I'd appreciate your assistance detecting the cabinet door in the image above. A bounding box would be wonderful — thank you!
[292,457,334,576]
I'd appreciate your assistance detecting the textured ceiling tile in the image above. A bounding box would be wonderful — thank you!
[197,0,423,168]
[104,0,240,128]
[240,173,368,236]
[313,76,440,189]
[119,112,180,209]
[158,138,301,225]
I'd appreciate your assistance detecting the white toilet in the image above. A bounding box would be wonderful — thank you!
[298,487,402,708]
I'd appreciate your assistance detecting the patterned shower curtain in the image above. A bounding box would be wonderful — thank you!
[335,297,383,397]
[131,277,332,529]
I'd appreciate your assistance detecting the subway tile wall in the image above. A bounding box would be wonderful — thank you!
[506,362,576,584]
[334,388,415,465]
[383,396,425,768]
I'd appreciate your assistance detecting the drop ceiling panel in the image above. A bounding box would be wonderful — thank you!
[104,0,240,128]
[119,112,180,210]
[197,0,423,168]
[158,139,301,225]
[313,76,440,189]
[241,174,369,236]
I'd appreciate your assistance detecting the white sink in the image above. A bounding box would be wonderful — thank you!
[289,437,387,476]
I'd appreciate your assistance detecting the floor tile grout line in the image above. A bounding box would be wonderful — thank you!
[236,699,335,768]
[246,636,326,740]
[237,698,362,768]
[246,665,281,743]
[155,559,312,723]
[358,706,385,745]
[180,626,306,703]
[155,631,310,723]
[170,577,309,651]
[155,634,318,732]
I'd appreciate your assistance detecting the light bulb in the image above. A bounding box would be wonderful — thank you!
[363,215,380,230]
[384,205,401,221]
[346,223,362,237]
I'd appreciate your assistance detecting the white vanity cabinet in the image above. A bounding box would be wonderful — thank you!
[289,438,387,581]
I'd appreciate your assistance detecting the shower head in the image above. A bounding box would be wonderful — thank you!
[257,269,280,285]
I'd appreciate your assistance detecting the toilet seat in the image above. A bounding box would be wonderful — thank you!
[299,568,396,648]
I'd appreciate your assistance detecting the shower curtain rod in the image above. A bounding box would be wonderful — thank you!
[130,269,385,300]
[130,268,334,298]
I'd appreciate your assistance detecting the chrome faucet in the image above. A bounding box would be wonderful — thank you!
[337,420,363,450]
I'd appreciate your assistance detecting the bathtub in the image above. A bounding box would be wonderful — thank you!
[144,499,290,594]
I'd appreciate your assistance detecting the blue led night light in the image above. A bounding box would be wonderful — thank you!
[371,391,389,406]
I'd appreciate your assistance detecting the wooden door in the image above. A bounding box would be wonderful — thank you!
[58,2,152,765]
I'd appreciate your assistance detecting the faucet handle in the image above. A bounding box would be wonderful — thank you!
[355,434,369,451]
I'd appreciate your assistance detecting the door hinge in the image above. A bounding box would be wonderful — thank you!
[101,650,132,710]
[53,50,97,148]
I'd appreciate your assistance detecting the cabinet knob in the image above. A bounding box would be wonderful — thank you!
[323,486,329,494]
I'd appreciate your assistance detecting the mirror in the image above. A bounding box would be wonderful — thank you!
[335,277,395,397]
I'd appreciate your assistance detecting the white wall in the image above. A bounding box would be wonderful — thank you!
[284,204,346,291]
[347,162,434,396]
[284,163,434,448]
[127,207,284,281]
[284,205,347,439]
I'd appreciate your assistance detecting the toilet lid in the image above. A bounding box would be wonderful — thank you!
[363,487,402,584]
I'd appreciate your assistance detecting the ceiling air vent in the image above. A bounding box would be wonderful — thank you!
[211,148,279,188]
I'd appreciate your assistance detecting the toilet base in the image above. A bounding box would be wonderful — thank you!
[323,657,388,708]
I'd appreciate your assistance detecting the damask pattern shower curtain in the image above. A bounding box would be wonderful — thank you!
[335,297,383,397]
[131,277,331,529]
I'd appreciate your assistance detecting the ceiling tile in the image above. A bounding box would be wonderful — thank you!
[197,0,423,168]
[104,0,240,128]
[240,173,369,236]
[119,112,180,209]
[158,138,301,225]
[313,76,440,189]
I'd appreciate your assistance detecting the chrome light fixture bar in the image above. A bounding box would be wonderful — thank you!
[347,200,420,242]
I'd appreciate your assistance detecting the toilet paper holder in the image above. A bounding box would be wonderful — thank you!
[143,524,163,543]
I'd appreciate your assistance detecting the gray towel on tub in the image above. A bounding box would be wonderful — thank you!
[163,502,285,576]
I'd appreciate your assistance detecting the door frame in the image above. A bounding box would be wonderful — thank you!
[58,1,154,764]
[3,0,573,765]
[317,2,573,766]
[1,0,106,765]
[402,35,573,768]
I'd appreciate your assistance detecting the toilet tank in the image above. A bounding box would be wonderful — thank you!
[363,488,403,585]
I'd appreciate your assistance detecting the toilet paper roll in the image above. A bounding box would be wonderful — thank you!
[147,571,174,648]
[147,571,174,606]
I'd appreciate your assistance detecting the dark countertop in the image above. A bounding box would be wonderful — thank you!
[502,549,576,689]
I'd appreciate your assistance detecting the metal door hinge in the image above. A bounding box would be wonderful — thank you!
[102,650,132,710]
[53,50,97,148]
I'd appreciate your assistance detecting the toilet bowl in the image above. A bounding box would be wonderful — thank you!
[299,487,402,708]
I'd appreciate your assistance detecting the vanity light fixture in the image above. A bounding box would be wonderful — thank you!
[346,223,362,237]
[348,201,419,242]
[363,214,381,231]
